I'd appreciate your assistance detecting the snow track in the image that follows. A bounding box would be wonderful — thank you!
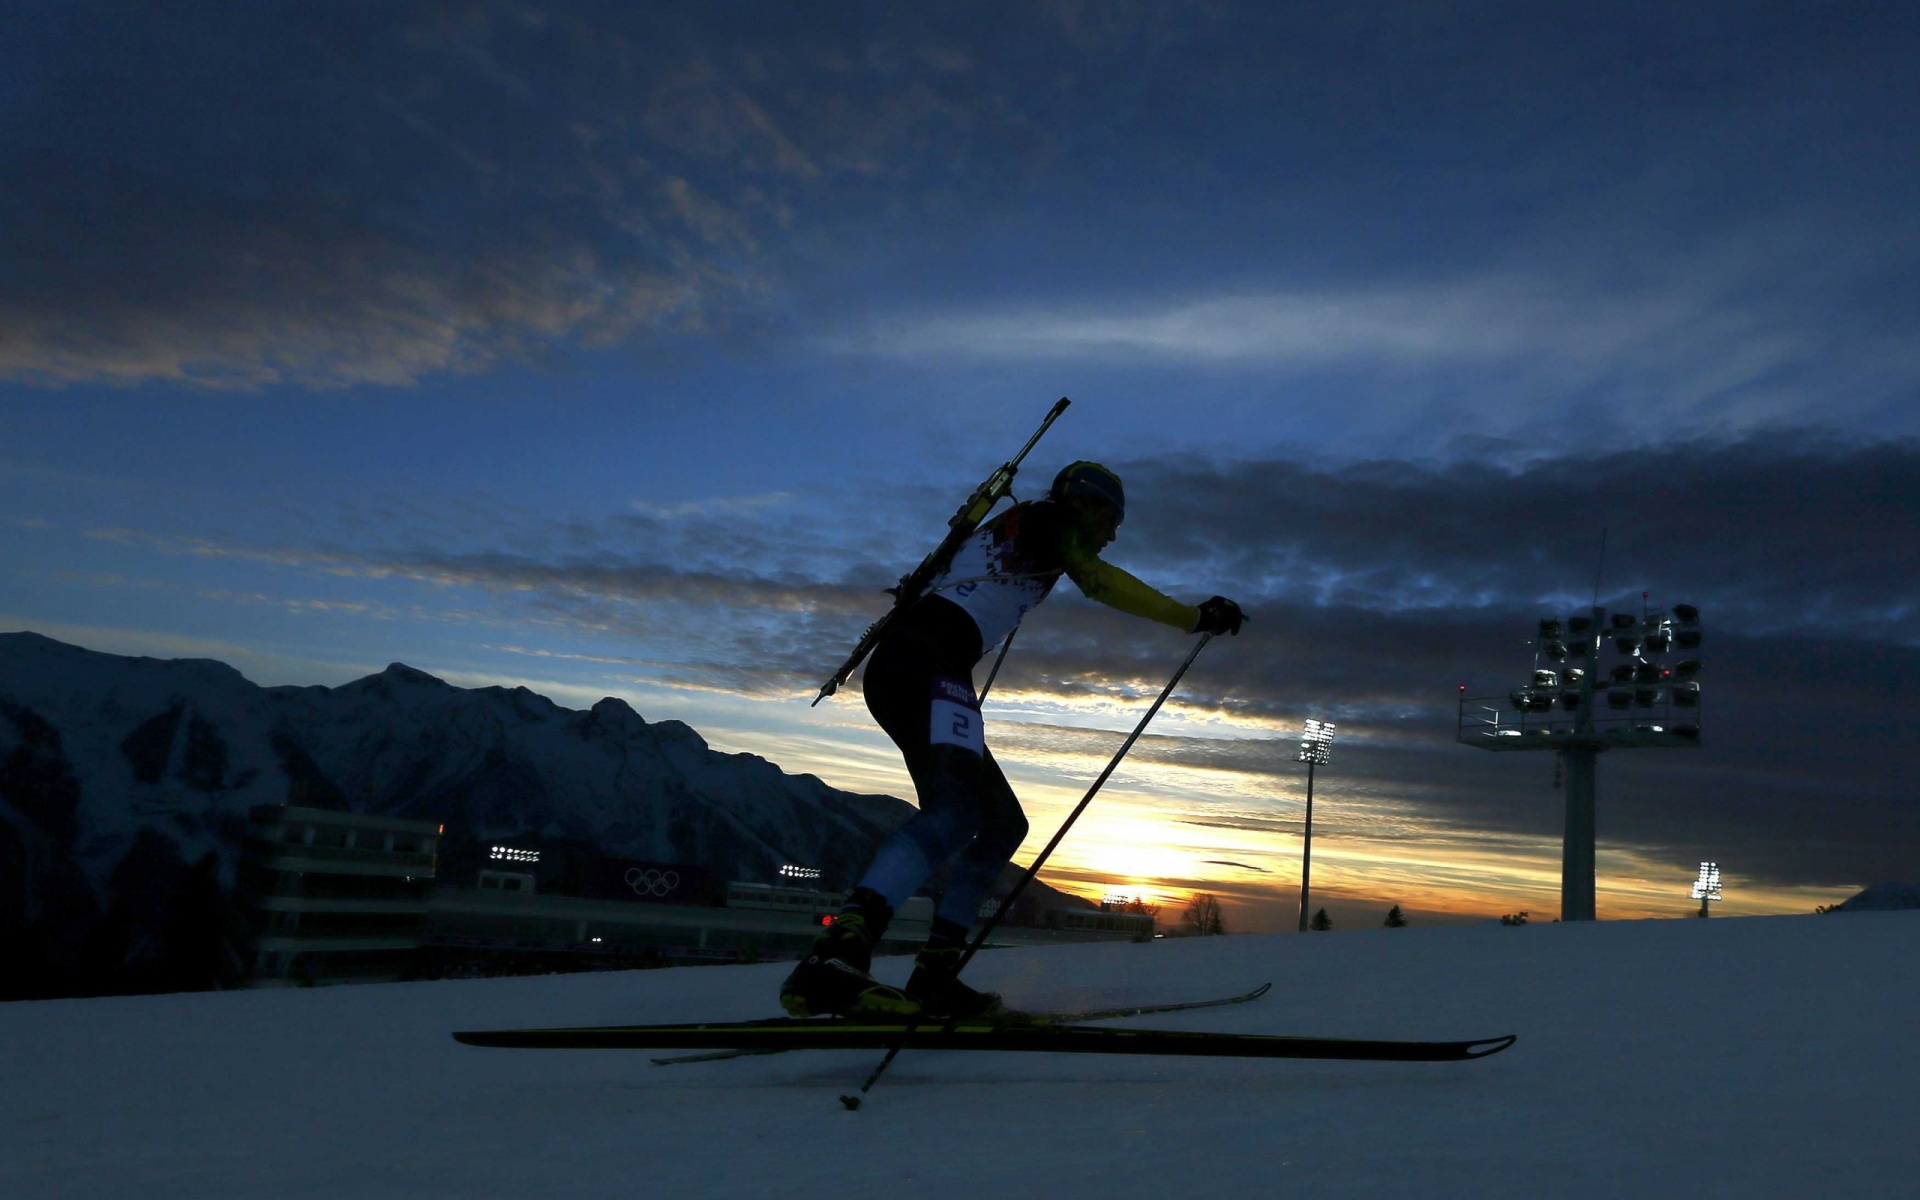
[2,912,1915,1199]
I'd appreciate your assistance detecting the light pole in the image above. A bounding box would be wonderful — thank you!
[1296,719,1335,933]
[1458,597,1705,921]
[1692,861,1723,918]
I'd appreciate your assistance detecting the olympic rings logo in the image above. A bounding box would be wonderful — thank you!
[624,867,681,897]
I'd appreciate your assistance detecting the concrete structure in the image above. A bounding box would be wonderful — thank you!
[240,807,1150,984]
[239,804,442,986]
[422,886,921,966]
[417,887,1147,975]
[1044,906,1156,940]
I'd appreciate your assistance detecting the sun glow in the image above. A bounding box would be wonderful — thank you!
[1074,817,1205,886]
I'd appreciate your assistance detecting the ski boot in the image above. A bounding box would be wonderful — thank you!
[904,921,1005,1022]
[779,889,920,1019]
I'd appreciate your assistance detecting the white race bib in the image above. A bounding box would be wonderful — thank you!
[928,677,984,754]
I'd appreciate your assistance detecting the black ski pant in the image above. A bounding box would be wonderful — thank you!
[854,622,1029,932]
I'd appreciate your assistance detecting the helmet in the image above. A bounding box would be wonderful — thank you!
[1049,461,1125,519]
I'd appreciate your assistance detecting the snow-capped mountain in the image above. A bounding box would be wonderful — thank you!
[0,631,916,997]
[1834,881,1920,911]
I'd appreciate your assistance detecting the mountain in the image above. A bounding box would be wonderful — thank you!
[0,631,921,998]
[1834,881,1920,912]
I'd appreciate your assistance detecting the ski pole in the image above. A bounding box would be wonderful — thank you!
[976,627,1018,704]
[954,632,1212,977]
[840,633,1214,1111]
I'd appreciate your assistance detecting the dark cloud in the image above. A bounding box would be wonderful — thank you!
[8,1,1916,407]
[998,435,1912,883]
[80,431,1917,892]
[1113,432,1920,633]
[941,436,1920,892]
[473,437,1911,896]
[0,2,1048,388]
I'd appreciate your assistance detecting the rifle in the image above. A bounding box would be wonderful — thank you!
[813,397,1071,705]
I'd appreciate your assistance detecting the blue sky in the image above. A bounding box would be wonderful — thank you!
[4,2,1916,929]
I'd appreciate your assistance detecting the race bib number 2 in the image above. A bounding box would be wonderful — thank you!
[929,677,984,754]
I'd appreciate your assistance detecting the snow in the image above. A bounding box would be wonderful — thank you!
[3,911,1914,1199]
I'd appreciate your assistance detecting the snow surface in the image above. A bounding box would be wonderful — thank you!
[3,911,1914,1200]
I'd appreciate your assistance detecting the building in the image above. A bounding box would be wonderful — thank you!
[419,886,937,974]
[239,804,442,987]
[240,810,1154,984]
[725,880,849,914]
[1045,906,1156,939]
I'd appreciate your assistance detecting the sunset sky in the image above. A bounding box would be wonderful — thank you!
[4,3,1916,931]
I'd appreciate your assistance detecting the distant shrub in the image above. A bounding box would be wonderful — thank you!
[1182,893,1226,936]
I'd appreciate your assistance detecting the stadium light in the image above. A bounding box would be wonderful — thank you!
[1295,719,1336,932]
[489,845,539,863]
[1673,604,1703,651]
[1609,612,1641,656]
[1642,612,1672,654]
[1298,719,1334,766]
[1691,861,1723,918]
[1458,594,1705,921]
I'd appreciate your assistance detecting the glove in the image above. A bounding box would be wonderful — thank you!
[1192,596,1246,636]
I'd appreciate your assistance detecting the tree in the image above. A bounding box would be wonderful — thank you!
[1309,907,1331,931]
[1500,911,1530,926]
[1181,892,1226,936]
[1383,904,1407,928]
[1119,896,1161,942]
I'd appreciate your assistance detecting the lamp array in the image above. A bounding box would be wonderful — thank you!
[1510,601,1703,717]
[1691,861,1723,902]
[1296,718,1336,765]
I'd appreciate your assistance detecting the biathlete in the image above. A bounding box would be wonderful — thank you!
[780,461,1245,1020]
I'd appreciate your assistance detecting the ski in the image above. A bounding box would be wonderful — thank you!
[813,396,1071,705]
[1047,980,1271,1024]
[454,1018,1514,1064]
[647,982,1273,1067]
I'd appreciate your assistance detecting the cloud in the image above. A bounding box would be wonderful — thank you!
[844,220,1919,440]
[60,431,1919,893]
[1113,433,1920,633]
[7,1,1915,416]
[855,284,1570,364]
[628,493,795,521]
[0,4,1045,389]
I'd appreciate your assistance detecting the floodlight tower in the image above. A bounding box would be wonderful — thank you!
[1692,861,1723,918]
[1458,597,1705,921]
[1295,719,1336,933]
